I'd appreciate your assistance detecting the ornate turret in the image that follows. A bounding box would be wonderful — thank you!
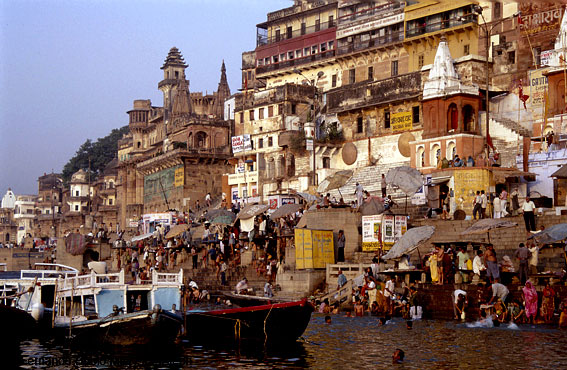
[158,47,192,126]
[214,60,231,118]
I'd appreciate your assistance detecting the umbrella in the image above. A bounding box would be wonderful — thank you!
[385,166,423,195]
[205,209,236,225]
[317,170,353,197]
[528,223,567,244]
[460,218,518,243]
[131,232,153,242]
[382,226,436,260]
[270,203,302,219]
[461,218,518,235]
[237,204,269,220]
[165,224,190,239]
[297,192,321,203]
[360,197,385,216]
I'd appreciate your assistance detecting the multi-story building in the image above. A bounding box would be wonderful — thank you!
[0,207,17,245]
[14,195,37,244]
[116,47,233,228]
[35,173,63,238]
[92,158,119,229]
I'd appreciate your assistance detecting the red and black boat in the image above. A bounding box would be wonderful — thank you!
[184,299,313,344]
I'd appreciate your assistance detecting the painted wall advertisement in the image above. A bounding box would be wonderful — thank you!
[231,134,252,153]
[295,228,334,269]
[362,214,407,252]
[391,111,413,132]
[527,68,549,115]
[144,164,183,204]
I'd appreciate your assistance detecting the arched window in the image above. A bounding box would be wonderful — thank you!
[463,105,475,132]
[447,141,456,160]
[196,131,207,148]
[447,103,458,131]
[416,146,425,168]
[431,144,441,167]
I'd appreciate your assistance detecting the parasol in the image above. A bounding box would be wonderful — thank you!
[131,232,153,242]
[382,226,436,260]
[270,203,302,219]
[297,192,321,203]
[386,166,423,195]
[359,197,385,216]
[460,218,518,243]
[237,204,269,220]
[165,224,190,239]
[205,209,236,225]
[317,170,353,197]
[528,223,567,244]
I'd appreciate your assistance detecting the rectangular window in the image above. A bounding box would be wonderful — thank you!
[349,69,355,84]
[391,60,398,76]
[323,157,331,168]
[264,57,270,65]
[75,205,79,211]
[315,19,321,31]
[494,2,501,19]
[109,199,113,205]
[357,116,363,133]
[328,40,334,49]
[258,138,263,148]
[296,49,302,58]
[311,45,318,54]
[259,107,265,119]
[280,53,286,61]
[249,110,255,121]
[418,55,424,69]
[533,47,542,66]
[288,51,294,60]
[332,74,337,87]
[368,66,373,80]
[464,44,470,55]
[287,26,292,39]
[508,51,515,64]
[385,110,391,128]
[75,190,79,197]
[239,112,244,123]
[320,43,327,52]
[268,105,274,117]
[301,22,306,35]
[268,137,273,147]
[272,55,279,63]
[304,47,310,56]
[291,104,297,114]
[412,106,420,124]
[275,29,281,42]
[278,103,284,115]
[329,15,334,27]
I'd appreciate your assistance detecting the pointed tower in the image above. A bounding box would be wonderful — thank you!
[158,47,192,125]
[214,60,231,118]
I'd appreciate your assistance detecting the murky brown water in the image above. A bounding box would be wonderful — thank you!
[14,315,567,369]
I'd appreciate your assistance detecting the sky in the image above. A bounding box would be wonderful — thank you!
[0,0,290,195]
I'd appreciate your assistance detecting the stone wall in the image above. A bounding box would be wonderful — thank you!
[0,248,47,270]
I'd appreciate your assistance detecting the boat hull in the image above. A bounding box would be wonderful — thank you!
[53,309,182,346]
[185,299,313,344]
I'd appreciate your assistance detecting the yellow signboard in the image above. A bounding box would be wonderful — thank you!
[174,167,184,187]
[391,112,413,132]
[453,169,492,217]
[295,229,334,269]
[527,68,549,118]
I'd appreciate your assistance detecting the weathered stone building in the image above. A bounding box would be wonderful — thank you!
[116,47,233,228]
[35,173,63,238]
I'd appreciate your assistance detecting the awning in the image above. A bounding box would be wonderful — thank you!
[430,175,452,185]
[493,169,536,183]
[551,164,567,178]
[131,232,153,242]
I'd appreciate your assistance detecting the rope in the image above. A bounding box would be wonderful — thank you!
[263,304,274,348]
[234,319,241,342]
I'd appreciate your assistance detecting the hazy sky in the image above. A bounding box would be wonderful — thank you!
[0,0,290,195]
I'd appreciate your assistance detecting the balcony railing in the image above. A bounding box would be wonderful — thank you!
[406,15,476,39]
[256,50,336,75]
[257,21,336,47]
[337,30,404,55]
[338,1,403,22]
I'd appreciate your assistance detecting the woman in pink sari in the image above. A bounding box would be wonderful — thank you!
[523,280,538,324]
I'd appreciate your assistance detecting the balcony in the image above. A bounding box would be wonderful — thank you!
[98,205,118,212]
[337,30,404,56]
[338,2,403,23]
[228,171,259,186]
[327,72,422,114]
[405,14,476,39]
[257,21,336,47]
[256,50,336,75]
[136,147,231,174]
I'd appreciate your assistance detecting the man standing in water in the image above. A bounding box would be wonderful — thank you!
[484,244,499,283]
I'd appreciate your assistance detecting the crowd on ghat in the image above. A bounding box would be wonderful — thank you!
[316,237,567,327]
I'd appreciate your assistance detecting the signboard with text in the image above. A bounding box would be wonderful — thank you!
[231,135,252,153]
[391,111,413,132]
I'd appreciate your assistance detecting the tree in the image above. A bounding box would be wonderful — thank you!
[62,126,129,184]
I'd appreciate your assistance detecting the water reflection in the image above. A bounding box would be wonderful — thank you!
[15,315,567,369]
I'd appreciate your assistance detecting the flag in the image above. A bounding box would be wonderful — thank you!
[517,13,523,25]
[486,132,495,151]
[518,79,529,110]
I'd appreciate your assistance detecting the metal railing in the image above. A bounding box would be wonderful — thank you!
[406,15,476,38]
[256,50,335,75]
[337,30,404,55]
[20,263,78,280]
[58,269,183,290]
[257,20,336,47]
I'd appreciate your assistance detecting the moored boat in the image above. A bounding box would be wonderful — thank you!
[185,299,313,344]
[52,269,184,346]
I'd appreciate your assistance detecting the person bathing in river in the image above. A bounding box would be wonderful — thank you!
[484,244,499,283]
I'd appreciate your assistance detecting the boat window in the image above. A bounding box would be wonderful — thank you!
[84,295,97,317]
[127,291,150,313]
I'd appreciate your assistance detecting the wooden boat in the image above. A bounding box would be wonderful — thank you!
[0,303,37,345]
[185,299,313,344]
[53,269,184,346]
[223,292,290,307]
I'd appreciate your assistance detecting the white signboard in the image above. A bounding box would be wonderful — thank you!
[337,13,404,39]
[306,139,314,151]
[232,135,252,153]
[540,49,553,67]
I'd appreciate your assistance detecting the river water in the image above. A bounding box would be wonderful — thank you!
[14,315,567,369]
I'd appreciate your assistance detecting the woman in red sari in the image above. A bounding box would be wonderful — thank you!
[541,282,556,323]
[523,280,538,324]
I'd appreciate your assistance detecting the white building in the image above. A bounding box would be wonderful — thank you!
[67,169,91,213]
[1,188,16,209]
[14,195,37,244]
